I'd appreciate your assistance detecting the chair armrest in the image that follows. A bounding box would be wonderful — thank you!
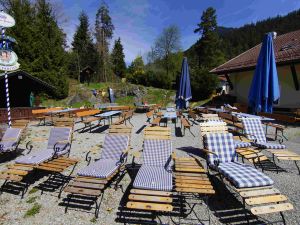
[202,148,220,167]
[131,149,142,158]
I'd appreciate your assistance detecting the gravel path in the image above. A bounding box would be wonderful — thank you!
[0,112,299,225]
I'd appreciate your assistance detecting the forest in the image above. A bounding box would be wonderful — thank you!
[1,0,300,100]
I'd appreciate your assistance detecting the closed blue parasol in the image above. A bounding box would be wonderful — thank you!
[176,57,192,109]
[248,32,280,113]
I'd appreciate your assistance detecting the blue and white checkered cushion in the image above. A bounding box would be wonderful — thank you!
[0,128,22,152]
[101,135,129,160]
[254,142,286,149]
[133,166,173,191]
[77,159,119,178]
[15,149,66,165]
[234,140,252,148]
[203,133,237,167]
[47,127,72,154]
[143,139,173,168]
[242,118,266,143]
[218,162,274,188]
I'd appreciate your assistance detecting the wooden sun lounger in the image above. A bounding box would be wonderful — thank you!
[224,179,293,224]
[0,156,78,198]
[64,165,126,218]
[144,126,171,140]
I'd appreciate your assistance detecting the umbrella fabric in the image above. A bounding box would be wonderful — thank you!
[248,33,280,113]
[176,57,192,109]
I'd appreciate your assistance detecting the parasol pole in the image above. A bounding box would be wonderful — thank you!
[1,27,11,127]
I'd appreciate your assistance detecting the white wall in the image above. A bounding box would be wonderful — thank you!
[228,63,300,108]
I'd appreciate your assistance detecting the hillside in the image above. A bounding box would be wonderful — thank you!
[42,79,176,108]
[185,9,300,64]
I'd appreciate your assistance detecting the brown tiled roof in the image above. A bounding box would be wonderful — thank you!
[211,30,300,74]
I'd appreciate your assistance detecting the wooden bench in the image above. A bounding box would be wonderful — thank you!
[113,110,134,126]
[32,107,63,125]
[75,109,102,132]
[146,110,154,122]
[181,118,193,136]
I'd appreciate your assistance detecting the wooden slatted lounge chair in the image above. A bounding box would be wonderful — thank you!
[0,127,23,156]
[11,119,30,129]
[174,156,215,224]
[242,118,300,174]
[126,138,174,220]
[202,133,293,224]
[62,134,130,218]
[144,127,171,140]
[0,127,78,198]
[199,121,269,167]
[200,113,222,122]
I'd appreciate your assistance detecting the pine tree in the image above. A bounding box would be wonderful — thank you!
[194,7,225,69]
[72,11,97,81]
[30,0,69,98]
[95,2,114,82]
[111,37,126,78]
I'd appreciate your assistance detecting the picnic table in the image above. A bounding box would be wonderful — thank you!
[163,111,177,126]
[166,107,175,112]
[231,112,275,121]
[95,110,122,124]
[46,108,79,116]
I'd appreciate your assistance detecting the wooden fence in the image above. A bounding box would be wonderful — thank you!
[0,107,44,123]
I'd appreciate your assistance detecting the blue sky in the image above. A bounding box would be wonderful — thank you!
[59,0,300,64]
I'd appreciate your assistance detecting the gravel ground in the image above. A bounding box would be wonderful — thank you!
[0,112,299,225]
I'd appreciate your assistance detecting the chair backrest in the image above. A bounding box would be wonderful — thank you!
[47,127,72,150]
[144,127,171,140]
[203,133,237,166]
[2,128,22,141]
[101,134,129,160]
[146,110,154,118]
[241,118,266,143]
[199,122,228,136]
[143,139,172,167]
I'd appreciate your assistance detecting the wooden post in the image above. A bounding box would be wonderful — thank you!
[290,64,299,91]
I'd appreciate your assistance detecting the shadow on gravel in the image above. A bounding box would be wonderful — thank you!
[175,127,183,137]
[0,148,25,163]
[176,146,206,159]
[0,170,49,198]
[208,176,265,225]
[136,125,147,134]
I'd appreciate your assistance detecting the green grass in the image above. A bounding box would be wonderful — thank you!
[24,203,41,218]
[115,96,135,106]
[90,217,97,223]
[26,196,38,204]
[28,188,39,195]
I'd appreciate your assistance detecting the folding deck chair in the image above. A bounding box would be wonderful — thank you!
[0,128,22,155]
[0,127,78,198]
[242,118,300,174]
[62,134,130,218]
[174,156,215,224]
[199,121,270,167]
[202,133,293,224]
[126,138,174,219]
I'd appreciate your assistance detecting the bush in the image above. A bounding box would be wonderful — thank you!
[190,67,217,100]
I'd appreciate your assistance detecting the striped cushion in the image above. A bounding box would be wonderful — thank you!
[234,140,252,148]
[254,142,286,149]
[77,159,119,178]
[218,162,274,188]
[16,149,54,165]
[143,139,173,168]
[0,128,22,152]
[47,127,72,152]
[101,135,129,160]
[203,133,237,167]
[242,118,266,143]
[133,166,173,191]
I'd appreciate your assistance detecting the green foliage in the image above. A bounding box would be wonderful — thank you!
[90,217,97,223]
[111,38,126,77]
[71,11,97,81]
[190,67,217,100]
[95,2,115,82]
[24,203,41,218]
[26,196,38,204]
[126,56,145,84]
[4,0,69,99]
[28,187,39,195]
